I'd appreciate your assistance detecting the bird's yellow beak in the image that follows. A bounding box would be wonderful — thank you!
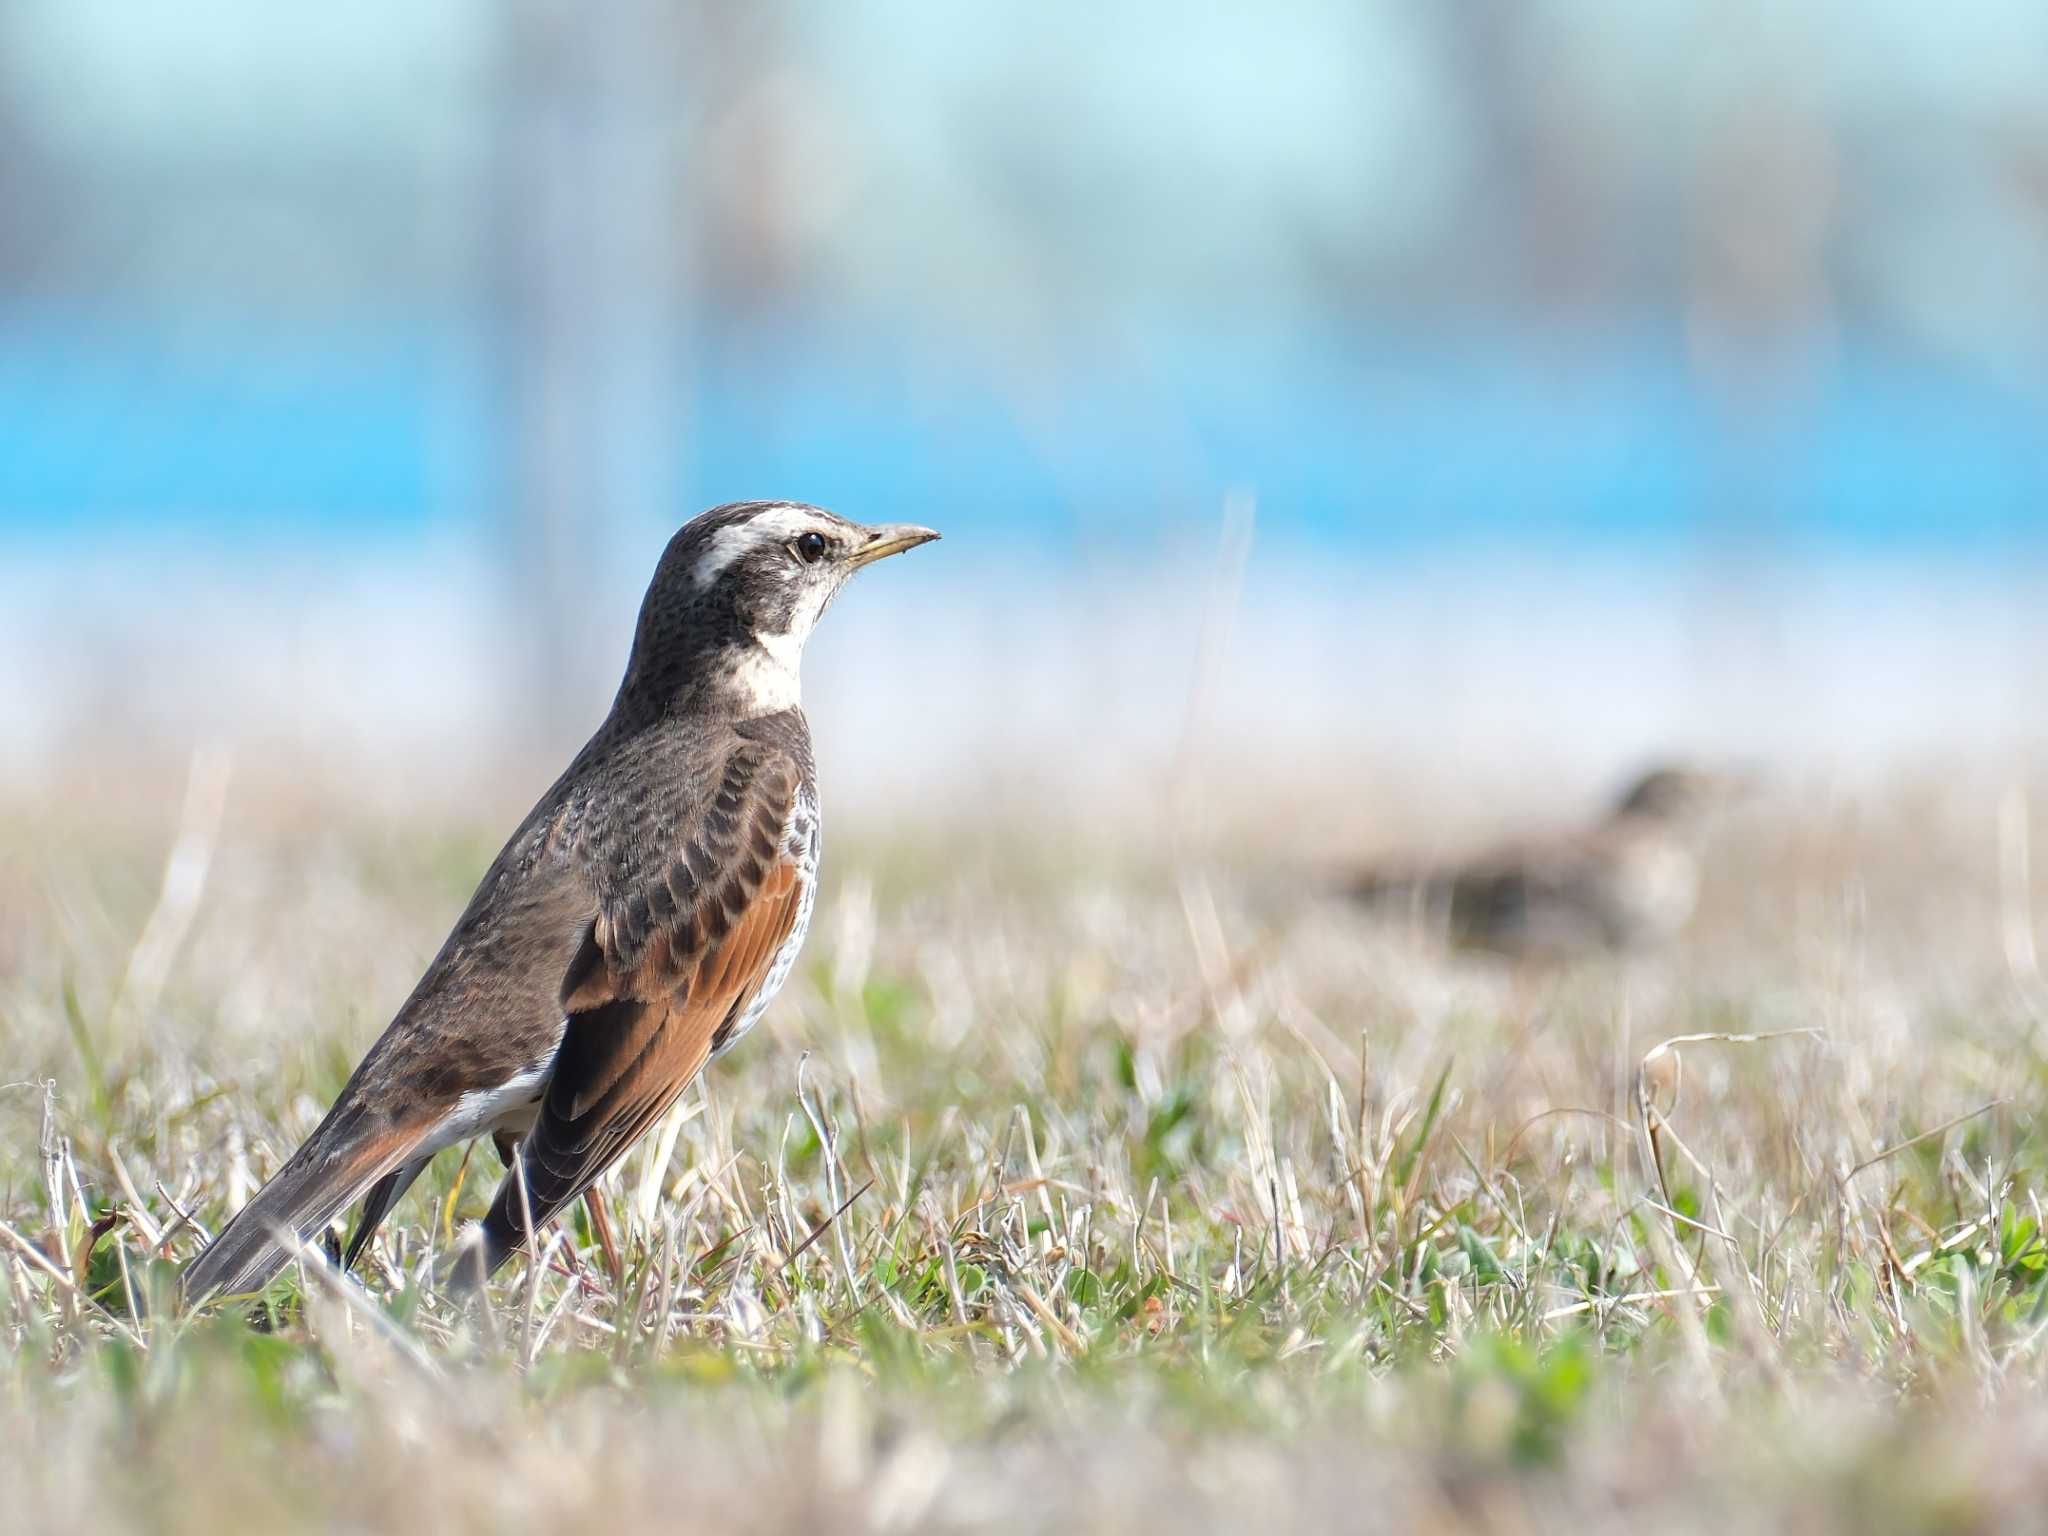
[848,523,941,568]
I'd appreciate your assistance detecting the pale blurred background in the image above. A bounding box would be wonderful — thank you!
[2,2,2046,823]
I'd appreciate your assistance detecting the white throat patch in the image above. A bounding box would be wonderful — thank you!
[690,504,845,715]
[730,630,804,712]
[730,580,836,714]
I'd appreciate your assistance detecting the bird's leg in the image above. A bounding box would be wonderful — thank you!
[584,1186,624,1294]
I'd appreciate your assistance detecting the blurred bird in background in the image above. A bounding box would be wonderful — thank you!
[1344,766,1750,961]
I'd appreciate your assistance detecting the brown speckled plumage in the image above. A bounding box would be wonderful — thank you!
[181,502,936,1306]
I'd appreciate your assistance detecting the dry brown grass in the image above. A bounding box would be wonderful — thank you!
[4,754,2047,1533]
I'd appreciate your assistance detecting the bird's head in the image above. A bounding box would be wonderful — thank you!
[622,501,940,717]
[1607,764,1756,827]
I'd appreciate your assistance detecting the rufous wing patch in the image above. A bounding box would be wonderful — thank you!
[491,749,808,1245]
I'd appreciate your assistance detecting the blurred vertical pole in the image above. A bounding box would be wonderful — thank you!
[0,55,49,289]
[490,0,692,741]
[1681,14,1835,763]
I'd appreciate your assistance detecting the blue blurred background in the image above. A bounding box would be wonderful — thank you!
[3,3,2046,805]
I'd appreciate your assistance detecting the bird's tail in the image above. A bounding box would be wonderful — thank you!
[1343,864,1439,910]
[179,1111,410,1309]
[1345,868,1402,903]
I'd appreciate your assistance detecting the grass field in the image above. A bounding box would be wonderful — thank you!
[5,756,2048,1533]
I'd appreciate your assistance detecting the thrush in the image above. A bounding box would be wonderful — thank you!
[179,501,938,1306]
[1346,766,1743,960]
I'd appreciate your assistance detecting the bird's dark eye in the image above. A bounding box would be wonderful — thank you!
[791,531,829,565]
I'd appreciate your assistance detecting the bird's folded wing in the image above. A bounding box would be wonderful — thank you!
[502,749,806,1233]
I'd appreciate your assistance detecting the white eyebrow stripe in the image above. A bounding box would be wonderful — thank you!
[690,524,753,588]
[744,504,825,538]
[689,504,828,588]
